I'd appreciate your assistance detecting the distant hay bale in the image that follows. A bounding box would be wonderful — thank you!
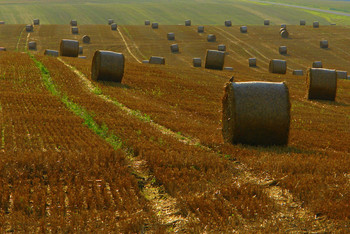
[0,21,5,24]
[170,44,179,53]
[293,70,303,75]
[313,21,319,28]
[151,22,158,29]
[149,56,165,64]
[108,19,114,25]
[82,35,90,43]
[307,68,337,101]
[70,20,77,26]
[207,34,216,42]
[224,67,233,71]
[185,20,191,26]
[218,44,226,51]
[79,46,83,54]
[281,24,287,29]
[330,23,336,26]
[300,20,306,25]
[28,41,36,50]
[279,46,287,54]
[145,20,150,25]
[79,56,87,59]
[264,20,270,25]
[26,24,33,32]
[193,58,201,67]
[312,61,323,68]
[225,20,232,27]
[269,59,287,74]
[240,26,247,33]
[167,32,175,40]
[0,47,6,51]
[348,75,350,80]
[71,27,79,34]
[91,50,125,82]
[249,58,256,67]
[142,60,149,63]
[60,39,79,57]
[320,40,328,48]
[280,29,289,38]
[222,81,290,145]
[33,19,40,25]
[205,50,225,70]
[111,23,118,30]
[44,49,58,57]
[336,70,347,79]
[198,26,204,33]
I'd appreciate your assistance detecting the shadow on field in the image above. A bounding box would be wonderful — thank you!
[241,144,319,155]
[317,100,349,107]
[100,81,132,89]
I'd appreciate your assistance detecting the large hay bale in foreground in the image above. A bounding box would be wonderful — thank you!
[70,20,77,26]
[207,34,216,42]
[167,32,175,40]
[264,20,270,25]
[60,39,79,57]
[185,20,191,26]
[293,70,303,76]
[312,61,323,68]
[108,19,114,25]
[111,23,117,30]
[79,46,83,54]
[269,59,287,74]
[240,26,247,33]
[198,26,204,33]
[145,20,150,25]
[300,19,306,25]
[193,58,201,67]
[205,50,225,70]
[280,29,289,38]
[313,21,319,28]
[222,81,290,145]
[279,46,287,54]
[170,44,179,53]
[82,35,90,44]
[91,50,124,82]
[33,19,40,25]
[71,27,78,34]
[307,68,337,101]
[28,41,36,50]
[336,70,347,79]
[225,20,232,27]
[44,49,58,57]
[151,22,158,29]
[249,58,256,67]
[320,40,328,48]
[149,56,165,65]
[26,24,33,32]
[218,44,226,51]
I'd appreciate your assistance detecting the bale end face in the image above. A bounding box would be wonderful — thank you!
[269,59,287,74]
[280,30,289,38]
[205,50,225,70]
[82,35,90,44]
[60,39,79,57]
[91,50,125,82]
[222,81,290,146]
[307,68,337,101]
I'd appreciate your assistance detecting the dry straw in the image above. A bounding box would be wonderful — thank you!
[149,56,165,64]
[151,22,158,29]
[264,19,270,25]
[240,26,248,33]
[60,39,79,57]
[44,49,58,57]
[198,26,204,33]
[300,20,306,25]
[218,44,226,51]
[71,27,79,34]
[28,41,36,50]
[108,19,114,25]
[185,20,191,26]
[33,19,40,25]
[307,68,337,101]
[249,58,256,67]
[145,20,150,25]
[279,46,287,54]
[222,81,290,145]
[313,21,319,28]
[205,50,225,70]
[193,58,201,67]
[91,50,125,82]
[336,70,347,79]
[225,20,232,27]
[111,23,117,30]
[207,34,216,42]
[269,59,287,74]
[70,20,77,26]
[167,32,175,40]
[320,40,328,48]
[312,61,323,68]
[293,70,303,75]
[26,24,33,32]
[170,44,179,53]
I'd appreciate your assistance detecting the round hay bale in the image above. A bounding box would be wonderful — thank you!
[60,39,79,57]
[279,28,286,33]
[108,19,114,25]
[205,50,225,70]
[91,50,125,82]
[193,58,201,67]
[151,22,158,29]
[207,34,216,42]
[170,44,179,53]
[264,19,270,25]
[33,19,40,25]
[82,35,90,44]
[222,81,290,145]
[149,56,165,65]
[293,70,303,75]
[218,44,226,51]
[224,67,233,71]
[280,29,289,38]
[70,20,77,26]
[279,46,287,55]
[79,56,87,59]
[197,26,204,33]
[79,46,83,55]
[225,20,232,27]
[249,58,256,67]
[281,24,287,29]
[0,47,6,51]
[240,26,247,33]
[312,61,323,68]
[300,20,306,25]
[167,32,175,40]
[185,20,191,26]
[145,20,150,25]
[347,75,350,80]
[0,21,5,24]
[44,49,58,57]
[336,70,347,79]
[313,21,319,28]
[111,23,118,30]
[331,23,336,26]
[28,41,37,50]
[71,27,78,34]
[142,60,149,63]
[320,40,328,48]
[26,24,33,32]
[269,59,287,74]
[307,68,337,101]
